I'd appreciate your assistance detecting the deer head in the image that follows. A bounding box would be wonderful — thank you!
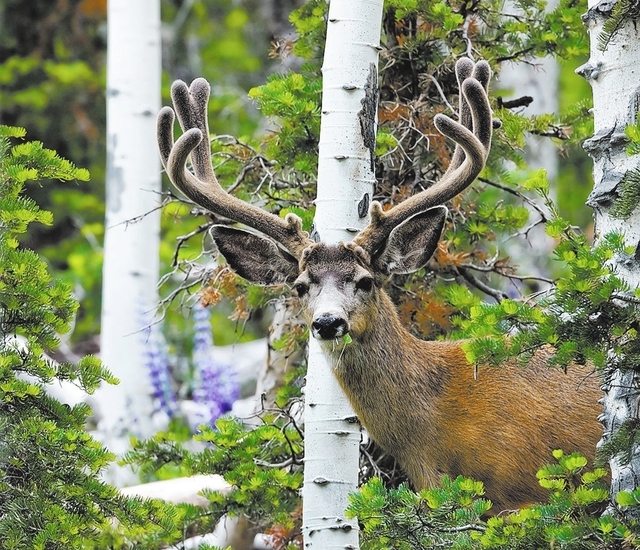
[157,58,494,342]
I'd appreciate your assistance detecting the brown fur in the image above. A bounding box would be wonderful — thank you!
[303,245,603,512]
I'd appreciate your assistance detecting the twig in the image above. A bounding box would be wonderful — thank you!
[109,189,174,230]
[478,176,551,223]
[254,457,297,468]
[422,74,457,114]
[461,16,476,60]
[171,222,214,267]
[495,46,535,63]
[441,524,486,533]
[457,266,509,303]
[612,293,640,305]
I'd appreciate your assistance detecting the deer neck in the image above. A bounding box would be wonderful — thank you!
[317,289,446,461]
[328,289,433,377]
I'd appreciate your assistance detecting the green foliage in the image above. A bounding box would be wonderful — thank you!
[625,115,640,157]
[121,413,304,542]
[455,178,639,376]
[382,0,588,61]
[348,476,489,549]
[248,70,322,176]
[0,125,182,548]
[0,125,89,348]
[597,0,640,51]
[350,452,628,549]
[597,419,640,470]
[611,115,640,220]
[616,469,640,518]
[288,0,328,60]
[480,451,616,549]
[611,168,640,220]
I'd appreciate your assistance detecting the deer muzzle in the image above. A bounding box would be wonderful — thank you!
[311,314,349,340]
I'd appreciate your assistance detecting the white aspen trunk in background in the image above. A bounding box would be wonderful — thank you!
[302,1,383,547]
[97,0,162,485]
[579,3,640,517]
[498,0,560,280]
[499,0,560,185]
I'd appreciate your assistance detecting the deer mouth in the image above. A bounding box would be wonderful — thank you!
[311,314,349,340]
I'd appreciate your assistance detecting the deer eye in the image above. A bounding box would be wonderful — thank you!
[293,282,308,297]
[355,276,374,293]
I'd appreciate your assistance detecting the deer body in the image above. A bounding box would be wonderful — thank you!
[157,59,604,513]
[336,337,601,511]
[301,243,602,512]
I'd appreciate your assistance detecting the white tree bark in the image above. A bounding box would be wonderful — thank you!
[302,1,383,547]
[579,2,640,516]
[97,0,162,485]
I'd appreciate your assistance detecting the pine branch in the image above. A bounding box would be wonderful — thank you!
[610,168,640,220]
[598,0,640,51]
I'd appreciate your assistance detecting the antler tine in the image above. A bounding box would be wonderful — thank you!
[469,61,493,149]
[157,105,176,171]
[353,59,493,257]
[170,79,217,184]
[443,59,495,175]
[446,58,475,175]
[157,79,314,259]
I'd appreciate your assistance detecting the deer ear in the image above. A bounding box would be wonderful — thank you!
[373,206,447,275]
[211,226,299,285]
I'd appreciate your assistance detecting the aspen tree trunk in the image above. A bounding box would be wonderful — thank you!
[97,0,162,484]
[579,3,640,517]
[302,1,383,547]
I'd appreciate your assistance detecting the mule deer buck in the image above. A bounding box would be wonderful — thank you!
[157,59,603,512]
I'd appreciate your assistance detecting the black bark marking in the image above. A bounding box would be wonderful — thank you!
[358,193,370,219]
[583,125,628,162]
[586,170,624,208]
[583,0,615,24]
[634,241,640,262]
[358,63,379,174]
[629,87,640,124]
[310,223,320,243]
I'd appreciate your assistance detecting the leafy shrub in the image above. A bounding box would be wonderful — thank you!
[349,451,631,549]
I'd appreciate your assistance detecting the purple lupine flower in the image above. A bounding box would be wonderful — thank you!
[142,312,178,418]
[192,302,239,425]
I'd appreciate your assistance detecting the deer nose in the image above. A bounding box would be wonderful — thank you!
[311,315,349,340]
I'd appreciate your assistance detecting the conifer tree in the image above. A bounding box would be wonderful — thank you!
[0,125,176,549]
